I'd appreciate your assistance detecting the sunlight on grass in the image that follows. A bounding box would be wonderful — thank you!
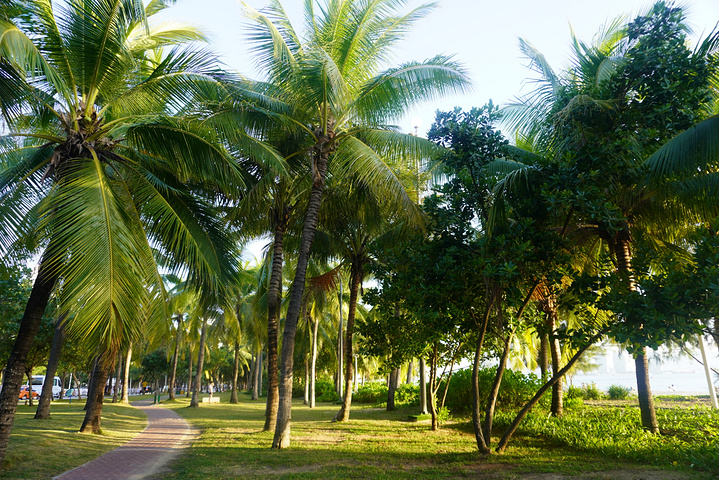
[1,401,147,479]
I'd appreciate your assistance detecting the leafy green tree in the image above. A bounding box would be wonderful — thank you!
[241,0,470,448]
[0,0,245,453]
[499,1,719,434]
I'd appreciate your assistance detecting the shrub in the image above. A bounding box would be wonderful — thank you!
[354,382,388,404]
[579,382,603,400]
[317,390,339,402]
[439,366,543,414]
[395,383,419,406]
[563,396,584,410]
[607,384,631,400]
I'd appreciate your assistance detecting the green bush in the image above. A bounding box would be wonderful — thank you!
[317,390,339,402]
[354,382,388,404]
[395,383,419,406]
[607,384,631,400]
[579,382,603,400]
[563,396,584,410]
[439,367,543,414]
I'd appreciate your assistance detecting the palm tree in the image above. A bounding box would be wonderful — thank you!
[241,0,470,448]
[497,3,719,434]
[0,0,246,456]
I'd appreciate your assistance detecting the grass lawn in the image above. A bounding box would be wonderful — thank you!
[159,392,717,480]
[0,398,147,480]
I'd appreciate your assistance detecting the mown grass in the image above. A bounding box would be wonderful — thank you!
[0,398,147,480]
[159,392,716,480]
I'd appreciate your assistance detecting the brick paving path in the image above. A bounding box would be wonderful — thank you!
[54,399,195,480]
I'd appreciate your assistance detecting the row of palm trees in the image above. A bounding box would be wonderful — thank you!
[0,0,469,461]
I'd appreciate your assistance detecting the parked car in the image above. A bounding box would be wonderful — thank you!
[19,386,39,400]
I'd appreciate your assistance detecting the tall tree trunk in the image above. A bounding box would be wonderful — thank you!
[273,141,330,449]
[615,236,659,433]
[310,316,318,408]
[186,347,193,398]
[419,357,427,414]
[80,353,110,434]
[0,249,58,464]
[168,327,180,401]
[121,343,132,403]
[406,360,413,384]
[230,341,240,404]
[112,352,121,403]
[335,262,362,422]
[84,354,101,411]
[35,315,66,419]
[304,357,309,405]
[190,318,208,408]
[264,224,285,431]
[25,371,34,407]
[386,367,400,411]
[483,332,513,445]
[258,351,263,396]
[471,288,497,454]
[548,314,563,416]
[252,351,260,401]
[539,333,549,379]
[428,344,439,431]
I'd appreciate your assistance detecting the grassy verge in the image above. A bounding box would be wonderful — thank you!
[1,399,147,479]
[160,392,715,479]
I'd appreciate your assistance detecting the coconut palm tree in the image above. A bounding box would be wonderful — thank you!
[496,3,719,434]
[240,0,470,448]
[0,0,253,457]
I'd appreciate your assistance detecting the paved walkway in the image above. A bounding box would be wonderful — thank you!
[54,399,195,480]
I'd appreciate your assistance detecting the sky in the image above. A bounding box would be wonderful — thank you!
[159,0,719,136]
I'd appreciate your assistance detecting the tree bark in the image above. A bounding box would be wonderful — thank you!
[614,235,659,433]
[168,327,180,401]
[406,360,413,384]
[186,346,193,398]
[335,262,362,422]
[483,332,512,445]
[35,315,66,419]
[428,344,438,431]
[386,367,400,411]
[111,352,121,403]
[471,289,497,454]
[121,343,132,403]
[272,140,330,449]
[230,341,240,404]
[190,318,208,408]
[419,357,427,414]
[251,351,259,400]
[310,316,318,408]
[80,353,110,434]
[264,224,285,431]
[0,248,58,464]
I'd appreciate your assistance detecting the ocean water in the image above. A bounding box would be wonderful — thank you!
[569,341,719,396]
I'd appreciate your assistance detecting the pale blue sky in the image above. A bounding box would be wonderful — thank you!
[160,0,719,136]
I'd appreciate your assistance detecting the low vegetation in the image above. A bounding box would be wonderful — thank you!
[0,401,146,479]
[158,392,717,479]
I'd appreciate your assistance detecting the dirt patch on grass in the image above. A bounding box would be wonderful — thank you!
[293,429,344,445]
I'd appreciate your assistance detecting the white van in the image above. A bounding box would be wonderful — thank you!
[29,375,62,399]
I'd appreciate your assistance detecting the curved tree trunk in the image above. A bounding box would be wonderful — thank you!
[264,224,285,431]
[230,341,240,404]
[190,318,208,408]
[496,331,604,453]
[121,343,132,403]
[0,249,58,464]
[168,327,180,401]
[335,262,362,422]
[35,315,66,419]
[273,142,330,449]
[471,289,497,454]
[80,353,110,434]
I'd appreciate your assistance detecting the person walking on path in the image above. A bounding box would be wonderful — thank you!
[54,398,195,480]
